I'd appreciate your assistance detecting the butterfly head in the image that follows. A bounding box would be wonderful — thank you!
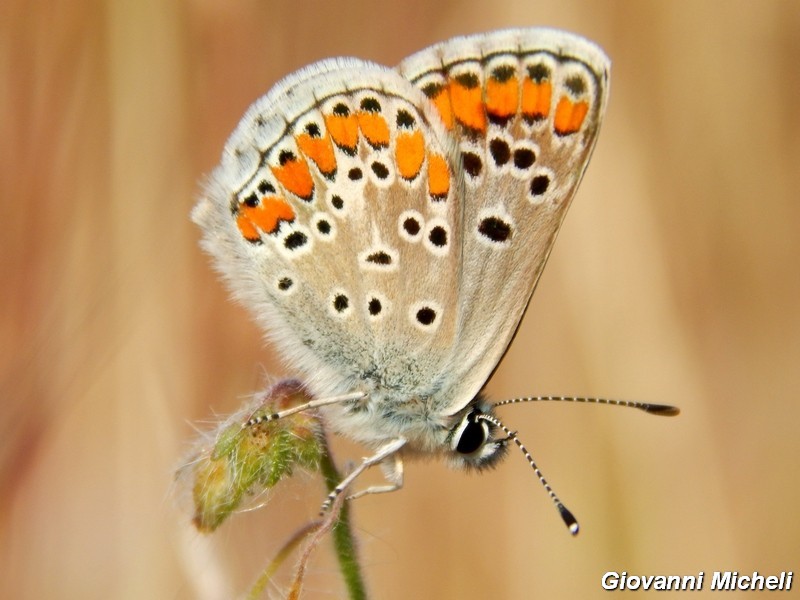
[446,395,509,471]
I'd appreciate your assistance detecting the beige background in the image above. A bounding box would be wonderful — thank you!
[2,1,799,598]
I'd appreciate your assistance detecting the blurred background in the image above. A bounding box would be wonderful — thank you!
[2,1,798,598]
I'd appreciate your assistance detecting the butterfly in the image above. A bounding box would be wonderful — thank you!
[192,27,677,534]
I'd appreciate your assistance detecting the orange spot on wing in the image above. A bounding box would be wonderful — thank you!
[485,77,519,120]
[236,213,261,242]
[271,156,314,200]
[243,196,295,235]
[554,97,589,135]
[324,112,359,153]
[296,132,337,178]
[522,79,552,121]
[449,77,486,132]
[427,85,454,129]
[570,100,589,131]
[395,130,425,180]
[357,112,390,148]
[427,153,450,200]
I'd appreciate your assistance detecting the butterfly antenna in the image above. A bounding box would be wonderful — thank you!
[476,413,579,536]
[493,396,679,416]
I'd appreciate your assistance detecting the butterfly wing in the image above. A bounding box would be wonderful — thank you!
[397,28,610,415]
[195,29,610,441]
[194,59,468,404]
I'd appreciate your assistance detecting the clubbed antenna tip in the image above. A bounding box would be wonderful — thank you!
[558,503,579,536]
[639,403,680,416]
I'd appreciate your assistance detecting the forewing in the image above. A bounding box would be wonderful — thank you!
[397,29,610,413]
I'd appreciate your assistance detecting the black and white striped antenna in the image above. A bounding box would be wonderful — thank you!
[485,396,679,535]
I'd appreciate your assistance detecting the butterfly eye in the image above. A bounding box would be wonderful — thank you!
[453,409,489,455]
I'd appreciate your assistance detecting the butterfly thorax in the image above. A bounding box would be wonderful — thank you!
[319,387,506,471]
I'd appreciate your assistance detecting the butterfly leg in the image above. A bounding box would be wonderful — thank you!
[320,438,406,514]
[244,391,366,427]
[346,451,404,501]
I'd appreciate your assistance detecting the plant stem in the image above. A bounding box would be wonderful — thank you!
[318,437,367,600]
